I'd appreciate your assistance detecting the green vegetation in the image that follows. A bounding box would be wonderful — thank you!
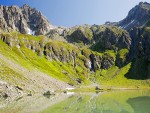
[90,39,107,52]
[0,59,27,86]
[78,26,93,40]
[116,49,129,67]
[118,49,129,60]
[109,26,128,37]
[104,50,116,61]
[125,58,149,80]
[81,48,91,58]
[91,25,128,38]
[0,34,90,86]
[97,63,150,88]
[0,31,150,89]
[67,25,93,45]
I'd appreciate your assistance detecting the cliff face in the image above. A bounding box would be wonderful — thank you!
[128,27,150,79]
[0,32,115,72]
[118,2,150,30]
[62,25,131,52]
[91,25,131,51]
[129,27,150,61]
[0,4,54,35]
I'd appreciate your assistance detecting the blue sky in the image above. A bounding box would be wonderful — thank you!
[0,0,150,27]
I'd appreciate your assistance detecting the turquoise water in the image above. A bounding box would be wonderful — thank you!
[0,90,150,113]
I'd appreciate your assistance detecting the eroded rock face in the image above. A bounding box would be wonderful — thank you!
[0,32,116,73]
[129,27,150,59]
[68,26,93,45]
[63,25,131,52]
[0,4,54,35]
[128,27,150,78]
[91,25,131,51]
[0,34,20,47]
[44,42,78,66]
[90,54,101,71]
[118,2,150,30]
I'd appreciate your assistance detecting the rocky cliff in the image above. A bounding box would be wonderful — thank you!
[128,27,150,79]
[0,4,54,35]
[117,2,150,30]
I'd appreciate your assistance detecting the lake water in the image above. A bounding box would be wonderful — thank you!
[0,90,150,113]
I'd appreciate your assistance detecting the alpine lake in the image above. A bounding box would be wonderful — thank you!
[0,90,150,113]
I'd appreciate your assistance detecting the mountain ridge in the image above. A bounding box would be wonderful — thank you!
[0,4,55,35]
[0,2,150,99]
[107,2,150,30]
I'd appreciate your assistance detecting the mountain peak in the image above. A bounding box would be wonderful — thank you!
[138,2,150,10]
[22,4,30,9]
[116,2,150,30]
[0,4,54,35]
[139,2,150,6]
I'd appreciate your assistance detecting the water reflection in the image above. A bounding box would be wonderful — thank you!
[127,96,150,113]
[0,93,70,113]
[0,90,150,113]
[42,90,150,113]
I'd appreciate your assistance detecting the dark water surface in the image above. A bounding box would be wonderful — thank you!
[0,90,150,113]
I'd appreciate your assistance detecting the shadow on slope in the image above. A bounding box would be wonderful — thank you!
[125,58,148,80]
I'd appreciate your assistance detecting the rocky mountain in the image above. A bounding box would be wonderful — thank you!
[117,2,150,30]
[1,2,150,100]
[59,24,131,52]
[0,4,54,35]
[90,25,131,51]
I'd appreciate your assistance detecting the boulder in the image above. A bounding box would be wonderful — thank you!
[43,91,55,96]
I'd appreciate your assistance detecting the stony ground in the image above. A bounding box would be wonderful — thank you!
[0,53,73,97]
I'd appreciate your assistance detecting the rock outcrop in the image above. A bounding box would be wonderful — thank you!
[129,27,150,60]
[0,4,54,35]
[117,2,150,30]
[91,25,131,51]
[126,27,150,79]
[61,25,131,52]
[0,32,116,73]
[66,25,93,45]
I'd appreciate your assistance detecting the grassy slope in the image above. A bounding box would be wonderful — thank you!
[96,63,150,88]
[0,59,28,86]
[0,32,150,89]
[0,39,90,87]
